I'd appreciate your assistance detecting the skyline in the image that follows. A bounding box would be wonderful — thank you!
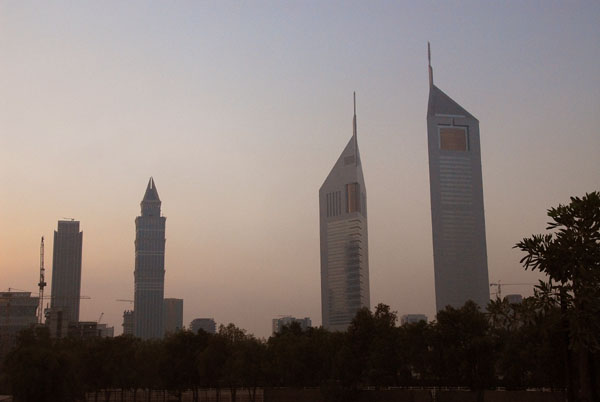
[1,2,599,338]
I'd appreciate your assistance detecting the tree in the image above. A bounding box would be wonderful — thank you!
[430,301,496,391]
[4,327,84,402]
[365,304,400,387]
[516,191,600,402]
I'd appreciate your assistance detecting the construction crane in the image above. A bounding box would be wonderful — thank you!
[98,312,104,323]
[38,236,47,324]
[116,299,134,304]
[490,281,535,300]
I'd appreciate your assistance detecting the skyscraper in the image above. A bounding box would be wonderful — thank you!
[426,44,490,311]
[134,177,166,339]
[319,94,370,331]
[50,220,83,323]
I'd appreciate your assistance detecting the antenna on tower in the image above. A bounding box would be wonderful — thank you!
[353,91,358,166]
[37,236,47,324]
[428,42,433,87]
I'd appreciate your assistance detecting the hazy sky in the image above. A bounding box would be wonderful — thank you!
[1,1,599,338]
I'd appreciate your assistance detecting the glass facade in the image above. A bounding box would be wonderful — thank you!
[439,127,468,151]
[320,131,370,332]
[346,182,361,213]
[50,221,83,323]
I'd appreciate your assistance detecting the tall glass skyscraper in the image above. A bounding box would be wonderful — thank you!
[50,220,83,323]
[319,94,370,331]
[426,44,490,311]
[134,177,166,339]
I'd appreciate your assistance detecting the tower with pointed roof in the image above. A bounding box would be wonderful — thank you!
[319,94,370,331]
[134,177,166,339]
[426,44,490,311]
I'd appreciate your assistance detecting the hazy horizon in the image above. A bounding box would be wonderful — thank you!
[2,2,599,338]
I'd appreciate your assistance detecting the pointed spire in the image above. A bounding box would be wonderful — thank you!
[428,42,433,87]
[353,92,358,166]
[353,91,357,138]
[143,177,160,202]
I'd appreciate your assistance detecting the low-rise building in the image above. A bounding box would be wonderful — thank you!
[0,291,39,358]
[122,310,134,336]
[190,318,216,334]
[272,316,311,335]
[504,294,523,304]
[400,314,428,325]
[98,323,114,337]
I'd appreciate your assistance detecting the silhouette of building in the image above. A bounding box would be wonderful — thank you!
[134,178,166,339]
[50,220,83,323]
[68,321,99,338]
[46,307,68,338]
[97,323,115,337]
[426,44,490,311]
[319,94,370,331]
[272,316,311,335]
[122,310,134,336]
[190,318,216,334]
[163,298,183,335]
[400,314,428,325]
[0,291,38,359]
[504,294,523,304]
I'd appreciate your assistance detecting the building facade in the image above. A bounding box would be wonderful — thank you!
[163,298,183,335]
[504,294,523,304]
[426,44,490,311]
[134,178,166,339]
[319,95,370,331]
[0,291,39,358]
[50,220,83,323]
[190,318,216,334]
[400,314,428,325]
[272,316,312,335]
[122,310,134,336]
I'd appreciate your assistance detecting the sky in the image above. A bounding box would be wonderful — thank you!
[1,1,599,338]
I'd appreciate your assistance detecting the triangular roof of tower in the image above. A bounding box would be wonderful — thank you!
[143,177,161,202]
[427,84,477,120]
[426,42,477,121]
[320,94,364,191]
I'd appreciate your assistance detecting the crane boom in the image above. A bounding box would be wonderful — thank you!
[37,236,46,324]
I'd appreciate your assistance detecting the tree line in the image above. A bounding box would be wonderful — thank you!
[0,192,598,402]
[0,298,587,402]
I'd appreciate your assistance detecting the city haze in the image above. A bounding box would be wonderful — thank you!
[1,2,599,338]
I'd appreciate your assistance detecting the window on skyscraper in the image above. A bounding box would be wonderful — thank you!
[439,127,468,151]
[346,183,360,213]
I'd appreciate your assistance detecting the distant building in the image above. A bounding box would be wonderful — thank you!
[319,94,370,332]
[272,316,312,335]
[122,310,134,336]
[0,291,39,358]
[134,178,166,340]
[46,307,69,338]
[98,324,115,338]
[190,318,216,334]
[68,321,98,338]
[426,44,490,311]
[504,294,523,304]
[164,298,183,335]
[400,314,428,325]
[50,220,83,323]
